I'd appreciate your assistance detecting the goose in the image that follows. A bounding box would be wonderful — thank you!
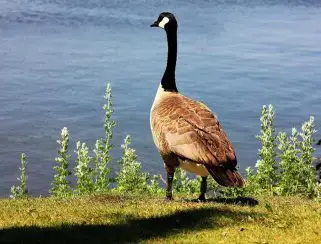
[150,12,244,201]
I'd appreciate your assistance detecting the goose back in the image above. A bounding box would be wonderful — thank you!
[150,92,237,169]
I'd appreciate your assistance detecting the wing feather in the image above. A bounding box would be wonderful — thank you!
[152,94,237,168]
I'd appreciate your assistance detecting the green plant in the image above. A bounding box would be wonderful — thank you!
[74,141,94,195]
[10,80,321,200]
[93,83,116,192]
[147,174,164,195]
[277,117,317,196]
[10,153,28,199]
[173,168,200,194]
[276,129,301,195]
[242,167,261,195]
[242,107,319,198]
[50,127,72,197]
[300,117,316,166]
[227,106,319,199]
[116,135,149,193]
[300,117,318,195]
[255,104,278,192]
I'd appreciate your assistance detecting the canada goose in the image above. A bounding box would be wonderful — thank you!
[150,12,244,201]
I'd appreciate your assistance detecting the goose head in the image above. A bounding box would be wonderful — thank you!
[150,12,177,31]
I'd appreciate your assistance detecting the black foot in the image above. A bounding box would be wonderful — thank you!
[165,195,174,201]
[197,194,206,202]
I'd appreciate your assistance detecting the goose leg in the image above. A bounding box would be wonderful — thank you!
[198,176,207,202]
[163,155,179,201]
[162,155,178,200]
[166,171,175,200]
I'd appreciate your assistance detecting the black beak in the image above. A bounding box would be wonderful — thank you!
[150,21,158,27]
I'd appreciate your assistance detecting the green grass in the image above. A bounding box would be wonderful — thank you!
[1,194,321,243]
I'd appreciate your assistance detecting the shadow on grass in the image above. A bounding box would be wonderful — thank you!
[0,207,261,244]
[207,197,259,206]
[186,197,259,206]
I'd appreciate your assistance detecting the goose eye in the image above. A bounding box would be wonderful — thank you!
[158,17,170,29]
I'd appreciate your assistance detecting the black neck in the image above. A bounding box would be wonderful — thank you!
[161,28,178,92]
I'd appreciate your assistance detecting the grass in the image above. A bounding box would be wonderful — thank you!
[1,194,321,243]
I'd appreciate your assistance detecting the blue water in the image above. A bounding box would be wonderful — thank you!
[1,0,321,196]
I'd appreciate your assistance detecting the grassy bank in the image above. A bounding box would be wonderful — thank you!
[1,194,321,243]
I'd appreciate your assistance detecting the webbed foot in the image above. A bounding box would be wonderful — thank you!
[197,194,206,202]
[165,195,174,201]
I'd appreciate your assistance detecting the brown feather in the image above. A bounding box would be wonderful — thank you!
[206,166,244,187]
[150,91,244,186]
[151,93,236,167]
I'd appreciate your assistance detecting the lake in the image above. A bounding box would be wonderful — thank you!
[1,0,321,196]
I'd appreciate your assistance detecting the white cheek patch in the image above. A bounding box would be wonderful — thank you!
[158,17,169,29]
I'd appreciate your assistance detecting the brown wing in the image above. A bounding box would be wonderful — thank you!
[152,94,237,168]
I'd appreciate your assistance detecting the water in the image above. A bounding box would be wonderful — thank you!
[1,0,321,196]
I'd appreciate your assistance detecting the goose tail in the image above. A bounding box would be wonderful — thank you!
[205,165,244,187]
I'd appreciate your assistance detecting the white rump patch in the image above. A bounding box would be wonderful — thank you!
[179,160,209,177]
[159,17,169,29]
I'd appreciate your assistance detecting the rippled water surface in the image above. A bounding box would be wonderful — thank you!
[1,0,321,196]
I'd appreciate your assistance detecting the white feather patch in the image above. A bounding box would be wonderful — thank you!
[179,160,209,177]
[158,17,169,29]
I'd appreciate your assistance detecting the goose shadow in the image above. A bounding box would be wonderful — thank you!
[186,196,259,207]
[0,206,262,244]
